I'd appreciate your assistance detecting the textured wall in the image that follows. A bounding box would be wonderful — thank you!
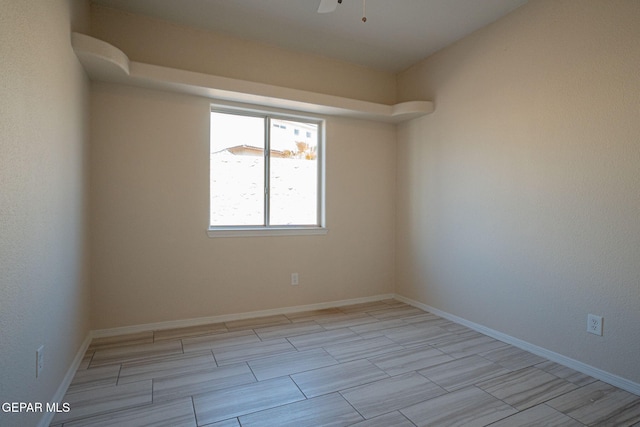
[0,1,90,426]
[89,83,396,329]
[89,5,397,105]
[396,0,640,383]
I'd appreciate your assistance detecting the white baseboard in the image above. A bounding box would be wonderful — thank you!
[394,294,640,397]
[38,332,92,427]
[91,294,395,338]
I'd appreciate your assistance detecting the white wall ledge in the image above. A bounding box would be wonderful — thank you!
[71,32,433,123]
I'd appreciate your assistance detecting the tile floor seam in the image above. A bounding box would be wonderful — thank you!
[343,370,449,420]
[538,402,589,427]
[209,348,218,367]
[189,395,198,427]
[483,367,572,408]
[288,372,308,398]
[115,363,123,386]
[480,394,522,426]
[246,361,259,383]
[337,389,369,422]
[598,397,640,427]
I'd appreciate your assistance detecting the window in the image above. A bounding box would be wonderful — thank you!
[209,107,325,236]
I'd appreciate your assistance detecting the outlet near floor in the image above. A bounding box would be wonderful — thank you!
[587,314,603,336]
[291,273,299,286]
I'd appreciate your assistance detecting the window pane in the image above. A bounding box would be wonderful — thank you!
[210,112,264,226]
[269,119,318,225]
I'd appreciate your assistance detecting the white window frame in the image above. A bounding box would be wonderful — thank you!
[207,105,326,238]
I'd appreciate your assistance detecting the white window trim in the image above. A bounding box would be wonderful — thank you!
[207,226,328,238]
[208,105,326,237]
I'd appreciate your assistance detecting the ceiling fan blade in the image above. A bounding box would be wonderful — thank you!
[317,0,338,14]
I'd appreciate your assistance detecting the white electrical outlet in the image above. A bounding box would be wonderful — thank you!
[587,314,603,336]
[36,345,44,377]
[291,273,299,286]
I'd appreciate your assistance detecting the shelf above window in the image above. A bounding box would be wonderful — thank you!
[71,33,433,123]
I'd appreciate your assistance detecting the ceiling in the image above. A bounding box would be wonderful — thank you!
[91,0,528,73]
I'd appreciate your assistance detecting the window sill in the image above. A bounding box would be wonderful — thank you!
[207,227,328,238]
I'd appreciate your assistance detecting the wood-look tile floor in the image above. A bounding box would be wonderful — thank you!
[51,300,640,426]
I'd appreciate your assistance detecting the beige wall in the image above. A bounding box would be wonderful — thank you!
[0,1,90,426]
[89,83,396,329]
[396,0,640,383]
[89,5,397,105]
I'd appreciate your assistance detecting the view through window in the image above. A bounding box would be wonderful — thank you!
[210,109,322,228]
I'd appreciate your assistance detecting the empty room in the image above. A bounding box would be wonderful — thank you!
[1,0,639,426]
